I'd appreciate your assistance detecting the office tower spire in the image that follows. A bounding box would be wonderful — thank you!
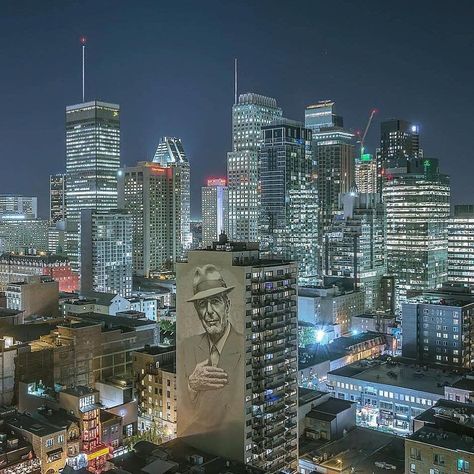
[80,36,87,102]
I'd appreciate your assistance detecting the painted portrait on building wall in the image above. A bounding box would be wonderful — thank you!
[177,253,245,460]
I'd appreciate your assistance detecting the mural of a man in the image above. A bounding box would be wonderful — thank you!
[179,264,243,454]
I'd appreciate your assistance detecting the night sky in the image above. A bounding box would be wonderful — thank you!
[1,0,473,219]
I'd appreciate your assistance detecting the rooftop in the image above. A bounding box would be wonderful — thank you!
[0,253,69,264]
[298,388,327,407]
[451,376,474,392]
[409,426,474,454]
[68,312,156,329]
[0,308,23,318]
[300,426,404,474]
[134,345,176,356]
[328,356,465,395]
[0,321,58,342]
[299,332,386,370]
[111,439,265,474]
[7,413,63,437]
[414,398,474,436]
[308,398,355,419]
[78,290,120,306]
[61,386,98,398]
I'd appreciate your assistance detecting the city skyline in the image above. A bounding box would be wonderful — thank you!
[1,0,473,218]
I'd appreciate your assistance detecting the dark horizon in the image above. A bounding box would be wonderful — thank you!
[1,0,473,219]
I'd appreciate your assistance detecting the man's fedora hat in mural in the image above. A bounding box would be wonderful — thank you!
[187,264,235,302]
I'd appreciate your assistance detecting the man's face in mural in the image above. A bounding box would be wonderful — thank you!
[194,293,230,340]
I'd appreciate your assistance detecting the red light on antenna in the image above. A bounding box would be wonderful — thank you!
[372,108,378,114]
[80,36,87,45]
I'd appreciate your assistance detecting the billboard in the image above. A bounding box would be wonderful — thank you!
[177,250,245,461]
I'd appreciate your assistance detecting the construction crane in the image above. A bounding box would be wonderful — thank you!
[359,108,378,157]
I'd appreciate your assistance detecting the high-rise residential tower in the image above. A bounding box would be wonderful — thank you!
[49,173,66,223]
[304,101,355,237]
[383,158,450,308]
[176,239,298,472]
[118,161,182,276]
[227,93,282,241]
[201,178,228,247]
[324,192,386,311]
[448,205,474,288]
[80,209,132,297]
[153,137,191,255]
[259,118,318,284]
[65,101,120,271]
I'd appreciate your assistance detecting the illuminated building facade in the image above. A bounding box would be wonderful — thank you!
[227,93,282,241]
[201,178,228,247]
[304,100,343,131]
[0,194,37,219]
[327,357,462,435]
[58,387,109,473]
[402,283,474,368]
[355,153,377,193]
[0,218,49,254]
[448,205,474,288]
[119,161,182,275]
[305,101,355,237]
[80,209,132,297]
[65,101,120,272]
[383,159,450,307]
[259,119,318,284]
[153,137,191,255]
[49,173,66,223]
[324,192,386,311]
[133,346,177,440]
[377,119,422,193]
[0,253,78,293]
[176,241,298,472]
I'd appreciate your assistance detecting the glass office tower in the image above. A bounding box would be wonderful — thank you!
[259,118,318,284]
[383,159,450,309]
[65,101,120,271]
[227,93,282,242]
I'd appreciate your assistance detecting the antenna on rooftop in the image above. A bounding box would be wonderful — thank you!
[80,36,87,102]
[234,58,238,105]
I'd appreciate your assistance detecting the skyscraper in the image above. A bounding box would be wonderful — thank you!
[305,101,355,236]
[153,137,191,255]
[176,240,298,472]
[355,153,377,193]
[383,158,450,308]
[118,161,182,276]
[304,100,343,131]
[0,195,37,219]
[65,101,120,271]
[259,118,318,284]
[201,178,228,247]
[324,192,386,311]
[377,119,422,193]
[448,205,474,288]
[227,93,282,241]
[49,173,66,223]
[80,209,132,297]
